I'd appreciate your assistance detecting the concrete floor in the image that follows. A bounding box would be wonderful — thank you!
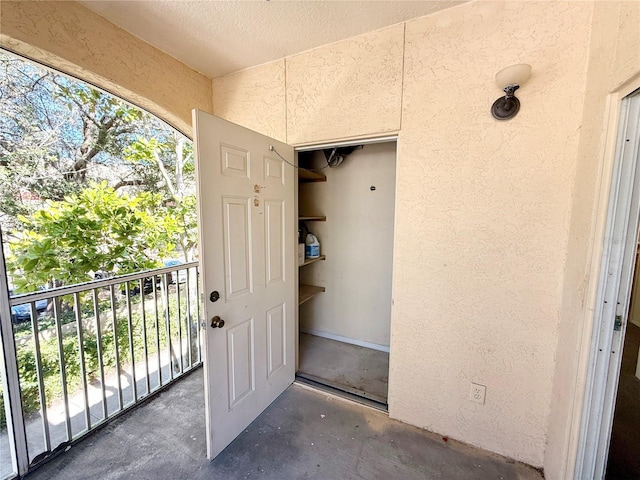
[24,367,543,480]
[0,349,184,478]
[298,333,389,403]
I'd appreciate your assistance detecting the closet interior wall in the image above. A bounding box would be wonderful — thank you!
[298,142,397,349]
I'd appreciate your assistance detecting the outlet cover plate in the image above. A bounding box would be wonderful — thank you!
[470,382,486,405]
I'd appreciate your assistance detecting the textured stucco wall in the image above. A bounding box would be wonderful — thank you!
[545,2,640,479]
[0,1,212,135]
[212,60,287,143]
[391,1,592,467]
[212,24,404,145]
[212,1,595,468]
[286,24,404,145]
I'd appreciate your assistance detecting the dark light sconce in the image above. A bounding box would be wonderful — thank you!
[491,64,532,120]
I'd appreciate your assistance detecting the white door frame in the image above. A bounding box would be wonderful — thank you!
[292,134,399,389]
[0,229,29,477]
[575,88,640,479]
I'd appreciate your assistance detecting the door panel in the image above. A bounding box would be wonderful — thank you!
[266,303,286,378]
[227,318,255,408]
[222,196,252,300]
[221,144,250,177]
[193,110,295,459]
[265,200,285,285]
[265,155,285,185]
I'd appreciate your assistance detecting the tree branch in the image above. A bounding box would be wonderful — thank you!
[113,179,145,190]
[153,149,176,197]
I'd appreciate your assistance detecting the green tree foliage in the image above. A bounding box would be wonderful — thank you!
[53,81,143,183]
[0,56,80,228]
[0,53,148,229]
[123,137,197,260]
[0,52,202,433]
[8,183,176,292]
[0,50,198,290]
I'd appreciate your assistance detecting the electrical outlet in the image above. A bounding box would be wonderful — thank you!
[470,383,486,405]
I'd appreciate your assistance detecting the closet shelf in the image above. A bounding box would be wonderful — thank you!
[299,216,326,222]
[298,168,326,183]
[299,284,325,305]
[299,255,326,267]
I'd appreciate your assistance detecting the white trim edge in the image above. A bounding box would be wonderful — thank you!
[294,135,398,152]
[301,328,390,353]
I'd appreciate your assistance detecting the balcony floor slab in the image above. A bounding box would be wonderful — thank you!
[24,368,543,480]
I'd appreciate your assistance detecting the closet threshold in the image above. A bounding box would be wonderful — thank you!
[295,372,388,412]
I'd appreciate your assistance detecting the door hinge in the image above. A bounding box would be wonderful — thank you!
[614,315,623,331]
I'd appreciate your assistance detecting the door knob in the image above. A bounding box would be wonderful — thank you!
[210,316,225,328]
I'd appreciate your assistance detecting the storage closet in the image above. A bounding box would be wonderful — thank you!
[296,141,396,405]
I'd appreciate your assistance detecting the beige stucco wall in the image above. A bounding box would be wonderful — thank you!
[212,60,287,143]
[0,1,212,135]
[545,2,640,479]
[286,24,404,145]
[211,0,596,469]
[212,23,404,146]
[392,1,592,468]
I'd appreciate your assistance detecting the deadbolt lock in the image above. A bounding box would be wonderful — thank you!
[210,316,225,329]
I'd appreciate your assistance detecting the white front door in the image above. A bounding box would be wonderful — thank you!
[192,110,296,459]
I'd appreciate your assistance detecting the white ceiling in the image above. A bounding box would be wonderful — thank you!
[80,0,467,78]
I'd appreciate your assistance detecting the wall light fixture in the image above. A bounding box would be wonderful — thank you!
[491,64,532,121]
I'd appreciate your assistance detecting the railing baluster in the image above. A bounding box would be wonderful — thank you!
[162,273,174,380]
[29,301,50,454]
[7,262,201,474]
[195,265,202,363]
[74,292,91,433]
[176,275,184,374]
[152,276,162,389]
[185,268,193,369]
[109,285,123,411]
[140,278,150,396]
[124,283,137,404]
[93,288,107,421]
[52,298,72,443]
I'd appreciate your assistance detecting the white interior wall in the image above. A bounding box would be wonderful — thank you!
[299,142,396,347]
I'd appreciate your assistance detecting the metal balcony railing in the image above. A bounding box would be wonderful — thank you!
[1,262,201,477]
